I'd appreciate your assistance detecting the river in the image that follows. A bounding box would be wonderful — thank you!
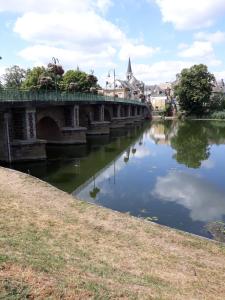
[11,120,225,240]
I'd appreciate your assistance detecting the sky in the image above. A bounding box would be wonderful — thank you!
[1,0,225,86]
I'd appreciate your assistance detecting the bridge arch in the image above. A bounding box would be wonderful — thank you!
[120,106,126,117]
[104,107,112,122]
[37,116,61,141]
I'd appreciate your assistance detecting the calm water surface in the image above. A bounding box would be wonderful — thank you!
[12,120,225,239]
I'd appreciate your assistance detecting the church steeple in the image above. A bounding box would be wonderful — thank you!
[126,57,133,80]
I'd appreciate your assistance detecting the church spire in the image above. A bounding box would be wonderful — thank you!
[127,57,133,80]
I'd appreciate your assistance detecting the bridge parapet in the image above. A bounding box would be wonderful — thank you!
[0,89,147,106]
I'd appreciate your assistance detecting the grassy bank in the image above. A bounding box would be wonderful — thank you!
[0,167,225,299]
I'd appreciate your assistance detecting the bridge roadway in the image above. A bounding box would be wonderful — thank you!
[0,90,151,162]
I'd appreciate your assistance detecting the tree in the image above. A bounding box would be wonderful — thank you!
[22,62,64,91]
[209,92,225,111]
[62,70,98,92]
[171,121,210,168]
[174,64,215,115]
[22,66,47,90]
[3,65,27,89]
[47,60,64,91]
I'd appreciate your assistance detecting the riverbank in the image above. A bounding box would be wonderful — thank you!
[0,167,225,299]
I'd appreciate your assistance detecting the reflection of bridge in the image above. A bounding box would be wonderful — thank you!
[0,90,151,162]
[72,125,146,196]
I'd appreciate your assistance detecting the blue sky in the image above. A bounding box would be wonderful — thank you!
[1,0,225,85]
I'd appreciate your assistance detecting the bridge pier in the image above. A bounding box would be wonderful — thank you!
[0,109,46,162]
[87,105,110,135]
[110,117,128,129]
[0,111,13,162]
[59,105,87,144]
[110,105,144,129]
[11,108,46,162]
[13,108,46,162]
[110,104,129,129]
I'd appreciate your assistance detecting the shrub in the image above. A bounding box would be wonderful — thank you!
[210,111,225,119]
[210,92,225,111]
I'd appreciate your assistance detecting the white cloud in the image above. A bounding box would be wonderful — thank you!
[0,66,7,81]
[178,43,189,50]
[119,42,159,61]
[215,70,225,80]
[153,171,225,222]
[14,11,124,49]
[13,10,123,69]
[155,0,225,30]
[132,55,222,84]
[5,1,157,70]
[194,31,225,44]
[18,45,116,69]
[0,0,112,14]
[178,41,213,58]
[178,41,222,66]
[132,60,194,84]
[95,0,113,13]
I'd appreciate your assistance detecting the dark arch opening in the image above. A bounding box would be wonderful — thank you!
[121,106,125,117]
[113,106,118,118]
[104,108,111,122]
[93,106,100,121]
[37,117,61,141]
[79,108,89,127]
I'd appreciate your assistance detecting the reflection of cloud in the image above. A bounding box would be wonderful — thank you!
[201,159,215,169]
[153,172,225,222]
[134,147,151,158]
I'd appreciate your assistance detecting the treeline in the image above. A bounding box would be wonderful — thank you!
[0,60,100,93]
[174,64,225,117]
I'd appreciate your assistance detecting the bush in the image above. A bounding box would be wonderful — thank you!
[160,103,173,117]
[210,92,225,111]
[210,111,225,119]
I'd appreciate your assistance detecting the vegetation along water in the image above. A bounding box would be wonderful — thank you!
[11,120,225,241]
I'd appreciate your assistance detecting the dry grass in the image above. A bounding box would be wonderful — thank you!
[0,167,225,299]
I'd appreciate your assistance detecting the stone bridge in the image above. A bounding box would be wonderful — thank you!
[0,90,151,162]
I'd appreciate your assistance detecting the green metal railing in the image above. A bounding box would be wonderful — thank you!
[0,89,146,106]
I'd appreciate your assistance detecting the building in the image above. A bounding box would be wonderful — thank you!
[99,58,145,101]
[213,79,225,94]
[144,83,173,111]
[145,85,167,110]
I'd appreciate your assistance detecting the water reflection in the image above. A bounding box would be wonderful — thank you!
[153,171,225,222]
[170,121,210,168]
[149,120,178,145]
[10,120,225,239]
[149,120,225,169]
[201,159,215,169]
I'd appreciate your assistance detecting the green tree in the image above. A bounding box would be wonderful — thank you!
[209,92,225,111]
[171,121,210,168]
[3,65,27,89]
[47,61,64,91]
[22,59,65,91]
[174,64,215,115]
[22,66,47,90]
[62,70,98,92]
